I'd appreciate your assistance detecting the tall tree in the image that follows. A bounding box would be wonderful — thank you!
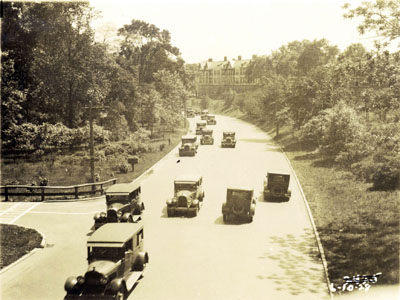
[343,0,400,46]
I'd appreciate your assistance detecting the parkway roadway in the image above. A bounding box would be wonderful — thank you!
[0,115,331,300]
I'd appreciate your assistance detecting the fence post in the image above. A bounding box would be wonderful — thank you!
[5,187,8,202]
[75,186,79,199]
[41,187,45,202]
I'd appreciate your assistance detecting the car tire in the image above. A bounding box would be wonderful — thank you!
[248,215,253,223]
[116,284,127,300]
[223,214,228,223]
[167,207,174,217]
[193,205,199,217]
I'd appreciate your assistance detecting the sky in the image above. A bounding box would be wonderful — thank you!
[89,0,379,63]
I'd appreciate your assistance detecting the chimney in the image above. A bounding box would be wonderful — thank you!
[238,55,242,61]
[224,56,227,61]
[252,54,257,60]
[208,58,213,62]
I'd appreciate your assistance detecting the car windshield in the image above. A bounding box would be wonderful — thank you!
[89,247,122,261]
[175,183,196,191]
[106,195,129,203]
[230,190,251,200]
[223,133,235,138]
[271,175,285,182]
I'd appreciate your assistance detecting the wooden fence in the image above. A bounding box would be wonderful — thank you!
[0,178,117,202]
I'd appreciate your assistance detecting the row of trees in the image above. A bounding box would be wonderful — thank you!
[2,2,193,150]
[222,0,399,190]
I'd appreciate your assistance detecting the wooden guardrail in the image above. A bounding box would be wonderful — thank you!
[0,178,117,202]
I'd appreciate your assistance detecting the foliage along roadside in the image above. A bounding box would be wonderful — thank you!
[199,98,399,291]
[2,2,194,154]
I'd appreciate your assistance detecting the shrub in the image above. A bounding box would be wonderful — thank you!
[118,162,130,174]
[300,102,369,165]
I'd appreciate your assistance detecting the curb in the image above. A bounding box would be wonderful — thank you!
[0,227,46,275]
[279,146,334,300]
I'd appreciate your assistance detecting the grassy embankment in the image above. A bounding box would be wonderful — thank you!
[197,98,399,293]
[1,127,186,188]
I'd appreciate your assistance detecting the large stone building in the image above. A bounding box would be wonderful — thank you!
[195,55,257,97]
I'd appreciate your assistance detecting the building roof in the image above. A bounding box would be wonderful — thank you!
[106,182,141,194]
[233,59,251,69]
[88,223,143,245]
[175,174,202,183]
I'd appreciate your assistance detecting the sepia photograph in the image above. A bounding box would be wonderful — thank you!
[0,0,399,299]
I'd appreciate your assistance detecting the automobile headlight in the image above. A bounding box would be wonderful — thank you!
[100,212,107,218]
[117,211,123,218]
[100,275,108,285]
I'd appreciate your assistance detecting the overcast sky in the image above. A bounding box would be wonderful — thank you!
[90,0,377,63]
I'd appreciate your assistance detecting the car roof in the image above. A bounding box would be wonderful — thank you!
[197,121,207,125]
[88,223,143,246]
[175,174,202,182]
[106,182,141,194]
[202,129,213,133]
[227,186,254,192]
[202,109,208,112]
[181,134,197,139]
[207,114,215,117]
[223,131,235,134]
[267,170,290,176]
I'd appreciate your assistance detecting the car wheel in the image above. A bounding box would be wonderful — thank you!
[223,214,228,223]
[116,285,126,300]
[193,206,199,217]
[167,207,174,217]
[248,215,253,223]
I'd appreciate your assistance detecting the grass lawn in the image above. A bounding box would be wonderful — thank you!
[0,224,43,269]
[200,99,399,294]
[1,127,187,189]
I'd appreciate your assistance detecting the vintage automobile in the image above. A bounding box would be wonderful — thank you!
[264,171,291,201]
[93,182,144,230]
[64,223,149,300]
[201,109,209,120]
[206,114,217,125]
[186,108,195,118]
[179,135,198,156]
[200,129,214,145]
[195,121,207,135]
[221,131,236,148]
[166,174,205,217]
[222,187,256,223]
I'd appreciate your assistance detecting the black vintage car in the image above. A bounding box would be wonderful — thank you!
[264,171,291,201]
[64,223,149,300]
[221,131,236,148]
[200,129,214,145]
[93,182,144,230]
[221,187,256,223]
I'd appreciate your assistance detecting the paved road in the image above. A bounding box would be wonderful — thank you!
[0,115,330,300]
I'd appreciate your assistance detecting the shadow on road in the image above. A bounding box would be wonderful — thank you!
[214,215,252,226]
[257,228,327,297]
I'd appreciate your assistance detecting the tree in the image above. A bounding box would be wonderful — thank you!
[343,0,400,45]
[117,20,183,85]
